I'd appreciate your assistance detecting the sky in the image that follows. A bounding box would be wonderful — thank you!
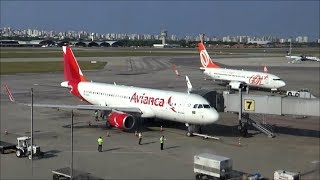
[1,1,319,40]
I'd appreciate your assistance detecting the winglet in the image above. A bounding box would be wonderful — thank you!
[198,42,220,68]
[4,84,15,102]
[185,76,193,94]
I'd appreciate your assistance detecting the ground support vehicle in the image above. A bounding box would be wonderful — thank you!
[274,170,300,180]
[52,167,102,180]
[15,136,43,159]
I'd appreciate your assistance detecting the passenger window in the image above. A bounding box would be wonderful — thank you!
[198,104,203,108]
[193,104,198,108]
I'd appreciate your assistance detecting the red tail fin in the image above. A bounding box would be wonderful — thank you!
[198,42,220,68]
[263,64,268,73]
[62,46,87,82]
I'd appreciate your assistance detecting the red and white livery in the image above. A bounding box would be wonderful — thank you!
[198,42,286,91]
[5,45,219,134]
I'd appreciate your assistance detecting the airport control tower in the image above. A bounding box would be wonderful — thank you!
[160,30,167,45]
[199,33,205,43]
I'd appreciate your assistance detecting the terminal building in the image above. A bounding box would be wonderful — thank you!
[0,40,117,47]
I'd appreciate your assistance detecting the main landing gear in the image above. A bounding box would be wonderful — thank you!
[186,124,202,137]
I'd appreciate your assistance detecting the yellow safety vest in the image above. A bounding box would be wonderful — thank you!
[160,137,164,143]
[98,138,103,145]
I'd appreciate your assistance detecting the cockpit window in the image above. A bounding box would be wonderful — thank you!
[203,104,211,108]
[273,78,282,81]
[193,104,198,108]
[198,104,203,108]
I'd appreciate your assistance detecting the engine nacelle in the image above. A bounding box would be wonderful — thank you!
[229,81,245,90]
[108,112,136,131]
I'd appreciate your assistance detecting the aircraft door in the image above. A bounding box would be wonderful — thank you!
[264,75,270,85]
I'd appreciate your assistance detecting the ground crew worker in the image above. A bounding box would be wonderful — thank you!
[97,136,103,152]
[160,135,166,150]
[94,110,99,121]
[138,132,142,145]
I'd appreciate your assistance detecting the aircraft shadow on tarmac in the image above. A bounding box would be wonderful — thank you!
[271,126,319,138]
[145,119,319,138]
[61,118,319,138]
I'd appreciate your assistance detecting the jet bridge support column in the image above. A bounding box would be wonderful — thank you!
[238,88,248,137]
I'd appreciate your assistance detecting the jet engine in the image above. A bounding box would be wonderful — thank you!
[108,112,136,131]
[229,81,246,90]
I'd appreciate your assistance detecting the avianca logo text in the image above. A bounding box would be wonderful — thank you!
[130,92,165,107]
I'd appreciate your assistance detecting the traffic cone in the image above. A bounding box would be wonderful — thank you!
[238,138,241,146]
[135,131,138,136]
[160,126,163,132]
[5,129,8,135]
[106,130,110,137]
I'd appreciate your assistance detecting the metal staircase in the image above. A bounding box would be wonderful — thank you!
[242,114,275,138]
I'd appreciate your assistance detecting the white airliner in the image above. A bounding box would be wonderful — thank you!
[285,41,320,62]
[5,45,219,135]
[286,54,320,62]
[198,42,286,91]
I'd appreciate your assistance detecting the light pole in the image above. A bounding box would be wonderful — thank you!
[71,110,74,179]
[31,88,33,176]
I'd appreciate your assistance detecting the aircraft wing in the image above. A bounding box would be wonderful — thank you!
[3,84,141,113]
[29,104,141,113]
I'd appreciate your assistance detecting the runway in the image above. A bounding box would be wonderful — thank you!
[1,54,319,179]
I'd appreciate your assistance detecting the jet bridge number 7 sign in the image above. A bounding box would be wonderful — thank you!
[244,99,255,111]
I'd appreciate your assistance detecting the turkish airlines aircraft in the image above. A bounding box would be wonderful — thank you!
[5,45,219,135]
[198,42,286,91]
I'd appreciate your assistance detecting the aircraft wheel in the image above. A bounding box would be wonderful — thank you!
[186,132,193,137]
[16,149,22,157]
[288,92,292,96]
[195,174,202,180]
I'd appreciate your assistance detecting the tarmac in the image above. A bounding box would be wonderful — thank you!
[0,53,319,179]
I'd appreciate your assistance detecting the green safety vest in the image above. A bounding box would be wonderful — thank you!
[98,138,103,145]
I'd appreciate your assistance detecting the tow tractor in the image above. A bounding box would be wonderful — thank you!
[16,136,43,159]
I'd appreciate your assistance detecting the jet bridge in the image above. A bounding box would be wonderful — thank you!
[223,91,320,116]
[192,89,319,138]
[224,90,319,137]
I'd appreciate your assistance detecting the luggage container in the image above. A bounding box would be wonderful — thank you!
[194,153,232,179]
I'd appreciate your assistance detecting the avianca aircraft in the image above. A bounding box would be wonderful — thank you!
[198,42,286,91]
[5,45,219,135]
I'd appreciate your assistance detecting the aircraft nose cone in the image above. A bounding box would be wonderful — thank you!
[280,81,286,87]
[208,109,219,123]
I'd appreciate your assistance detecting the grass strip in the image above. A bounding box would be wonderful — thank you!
[0,51,195,58]
[0,61,106,75]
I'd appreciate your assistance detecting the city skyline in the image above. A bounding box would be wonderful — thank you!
[1,26,316,44]
[1,1,319,40]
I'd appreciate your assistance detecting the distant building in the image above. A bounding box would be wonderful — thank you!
[279,38,286,43]
[246,40,270,45]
